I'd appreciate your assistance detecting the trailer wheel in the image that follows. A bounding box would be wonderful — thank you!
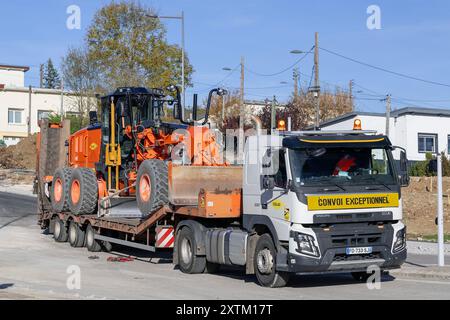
[136,160,168,216]
[86,224,102,252]
[254,234,290,288]
[68,168,98,215]
[51,168,73,213]
[68,221,85,248]
[53,217,68,242]
[177,227,206,274]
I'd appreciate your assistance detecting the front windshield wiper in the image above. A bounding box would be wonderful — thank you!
[358,175,392,190]
[304,177,346,192]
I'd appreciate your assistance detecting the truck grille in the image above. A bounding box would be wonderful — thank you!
[333,252,381,262]
[331,233,382,248]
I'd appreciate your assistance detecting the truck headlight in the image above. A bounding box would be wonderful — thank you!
[294,232,320,257]
[393,227,406,253]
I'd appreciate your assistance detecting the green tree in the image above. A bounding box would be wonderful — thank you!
[0,139,6,148]
[43,58,61,89]
[85,1,193,92]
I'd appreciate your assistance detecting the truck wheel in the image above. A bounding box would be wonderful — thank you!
[51,168,73,213]
[101,241,113,252]
[86,224,102,252]
[68,168,98,215]
[68,221,85,248]
[53,217,68,242]
[136,160,168,216]
[177,227,206,274]
[254,234,290,288]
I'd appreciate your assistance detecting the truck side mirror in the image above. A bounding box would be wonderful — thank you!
[89,111,98,125]
[263,176,275,190]
[399,150,410,187]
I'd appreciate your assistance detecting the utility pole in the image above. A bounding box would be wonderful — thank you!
[385,94,391,138]
[60,78,64,117]
[293,68,299,99]
[271,95,277,133]
[349,79,354,111]
[39,64,44,88]
[221,92,226,119]
[181,10,185,109]
[314,32,320,129]
[28,86,32,136]
[437,153,445,266]
[239,56,245,159]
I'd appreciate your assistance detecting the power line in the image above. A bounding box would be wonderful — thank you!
[244,46,314,77]
[320,46,450,88]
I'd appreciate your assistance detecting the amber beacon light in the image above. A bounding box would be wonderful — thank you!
[353,119,362,130]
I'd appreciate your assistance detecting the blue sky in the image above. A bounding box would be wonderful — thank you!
[1,0,450,112]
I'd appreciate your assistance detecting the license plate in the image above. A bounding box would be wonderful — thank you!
[346,247,373,255]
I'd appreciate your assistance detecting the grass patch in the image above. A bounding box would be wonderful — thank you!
[421,234,450,243]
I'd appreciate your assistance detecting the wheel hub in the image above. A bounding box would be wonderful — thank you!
[180,238,193,264]
[257,248,274,275]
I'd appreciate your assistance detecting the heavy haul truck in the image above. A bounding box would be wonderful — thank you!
[36,86,410,287]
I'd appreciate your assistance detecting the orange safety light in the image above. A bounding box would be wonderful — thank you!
[277,120,286,131]
[353,118,362,130]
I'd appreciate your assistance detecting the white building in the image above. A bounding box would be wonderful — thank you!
[319,107,450,162]
[0,64,91,146]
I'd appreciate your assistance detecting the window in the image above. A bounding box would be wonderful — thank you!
[37,110,52,121]
[8,109,23,124]
[262,148,287,189]
[418,133,437,153]
[448,135,450,154]
[288,147,396,188]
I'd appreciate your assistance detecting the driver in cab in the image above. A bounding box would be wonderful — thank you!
[333,154,357,177]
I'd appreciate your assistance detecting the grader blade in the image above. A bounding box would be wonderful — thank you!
[169,166,243,206]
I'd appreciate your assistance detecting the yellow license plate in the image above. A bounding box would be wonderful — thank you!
[307,193,399,211]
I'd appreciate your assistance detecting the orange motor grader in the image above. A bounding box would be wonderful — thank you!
[48,86,241,218]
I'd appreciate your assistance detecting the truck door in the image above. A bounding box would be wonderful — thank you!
[261,148,291,238]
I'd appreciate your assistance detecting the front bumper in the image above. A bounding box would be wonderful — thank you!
[279,222,407,274]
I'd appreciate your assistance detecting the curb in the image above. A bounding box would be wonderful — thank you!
[390,267,450,281]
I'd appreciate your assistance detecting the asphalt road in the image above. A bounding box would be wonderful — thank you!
[0,191,449,300]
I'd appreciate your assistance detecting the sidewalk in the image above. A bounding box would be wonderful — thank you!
[0,183,36,197]
[407,240,450,256]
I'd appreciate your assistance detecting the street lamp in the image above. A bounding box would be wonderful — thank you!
[290,49,304,54]
[147,11,186,110]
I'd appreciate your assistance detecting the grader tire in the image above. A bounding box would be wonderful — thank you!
[68,168,98,215]
[136,160,169,217]
[51,168,73,213]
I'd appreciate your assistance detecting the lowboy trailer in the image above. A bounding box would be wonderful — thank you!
[36,86,409,287]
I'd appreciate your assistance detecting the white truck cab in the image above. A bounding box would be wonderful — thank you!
[239,130,408,285]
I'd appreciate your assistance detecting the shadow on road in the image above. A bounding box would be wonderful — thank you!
[207,266,396,288]
[0,283,14,290]
[0,213,37,230]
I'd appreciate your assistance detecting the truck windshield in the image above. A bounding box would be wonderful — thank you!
[288,147,396,187]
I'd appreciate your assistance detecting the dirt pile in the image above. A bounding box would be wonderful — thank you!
[0,134,37,170]
[403,176,450,238]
